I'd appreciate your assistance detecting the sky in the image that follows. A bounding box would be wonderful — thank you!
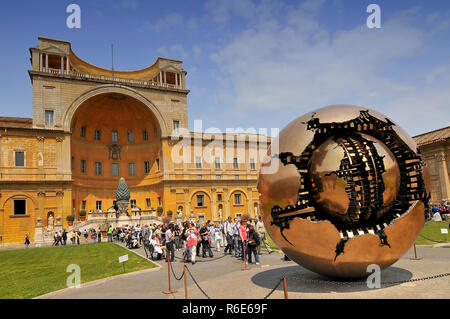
[0,0,449,137]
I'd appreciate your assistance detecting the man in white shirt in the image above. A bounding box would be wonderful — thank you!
[223,216,234,255]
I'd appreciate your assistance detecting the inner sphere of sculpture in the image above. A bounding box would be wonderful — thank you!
[308,133,401,227]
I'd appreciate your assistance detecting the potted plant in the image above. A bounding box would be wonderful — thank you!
[79,210,86,221]
[167,210,173,219]
[157,206,164,217]
[66,215,75,226]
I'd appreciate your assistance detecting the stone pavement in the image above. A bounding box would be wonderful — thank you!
[35,241,450,299]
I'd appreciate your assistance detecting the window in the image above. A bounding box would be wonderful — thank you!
[234,193,242,205]
[111,163,119,176]
[94,130,101,141]
[81,200,86,210]
[158,196,161,206]
[156,158,160,171]
[144,161,150,174]
[217,194,223,201]
[154,127,158,137]
[71,156,74,171]
[128,131,134,142]
[234,175,239,180]
[131,199,136,208]
[129,163,136,176]
[197,195,205,207]
[143,130,148,141]
[112,131,118,143]
[146,198,151,207]
[197,175,202,180]
[45,110,54,126]
[81,126,86,138]
[95,162,102,176]
[215,157,221,169]
[195,156,202,168]
[250,158,256,170]
[81,159,86,174]
[15,152,25,167]
[96,201,102,211]
[13,199,26,215]
[233,157,239,169]
[173,120,180,134]
[216,175,221,180]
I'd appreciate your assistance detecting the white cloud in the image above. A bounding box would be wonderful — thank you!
[144,13,198,33]
[209,1,449,135]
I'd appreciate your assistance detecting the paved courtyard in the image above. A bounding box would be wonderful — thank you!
[35,242,450,299]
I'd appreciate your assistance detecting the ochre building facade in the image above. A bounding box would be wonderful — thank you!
[0,37,268,245]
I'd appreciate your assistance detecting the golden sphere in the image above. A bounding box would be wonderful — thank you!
[259,105,427,278]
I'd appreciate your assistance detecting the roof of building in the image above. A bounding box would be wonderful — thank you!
[0,117,33,128]
[413,126,450,146]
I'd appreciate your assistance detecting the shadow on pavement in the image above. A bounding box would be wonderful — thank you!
[251,265,413,294]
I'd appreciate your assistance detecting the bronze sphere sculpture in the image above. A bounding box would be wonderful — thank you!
[258,105,429,278]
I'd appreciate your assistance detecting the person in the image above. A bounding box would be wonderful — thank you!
[165,224,175,262]
[107,225,113,242]
[186,223,199,264]
[52,232,59,246]
[76,230,81,245]
[83,229,88,242]
[214,222,223,252]
[223,216,234,255]
[92,230,97,243]
[238,219,248,261]
[24,234,30,248]
[232,218,240,257]
[200,223,214,258]
[150,234,163,260]
[256,216,273,254]
[71,231,76,244]
[62,229,68,246]
[97,228,102,243]
[247,225,260,264]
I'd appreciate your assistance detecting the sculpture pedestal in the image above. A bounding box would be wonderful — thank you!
[34,225,45,244]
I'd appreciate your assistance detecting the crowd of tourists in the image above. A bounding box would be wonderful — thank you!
[32,215,275,267]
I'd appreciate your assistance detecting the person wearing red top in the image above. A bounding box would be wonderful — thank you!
[238,219,248,261]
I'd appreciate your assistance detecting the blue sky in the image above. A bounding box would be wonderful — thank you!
[0,0,448,136]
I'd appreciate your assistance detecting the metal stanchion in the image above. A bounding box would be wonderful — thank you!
[410,243,422,260]
[184,265,188,299]
[162,254,177,294]
[283,277,288,299]
[242,242,250,271]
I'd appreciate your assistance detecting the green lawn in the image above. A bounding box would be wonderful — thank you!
[415,221,450,245]
[0,243,157,299]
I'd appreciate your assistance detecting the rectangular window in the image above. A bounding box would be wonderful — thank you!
[45,110,54,126]
[130,199,136,208]
[81,200,86,210]
[95,162,102,176]
[234,175,239,180]
[173,120,180,134]
[143,130,148,141]
[96,201,102,211]
[14,199,26,215]
[146,198,151,207]
[197,195,204,207]
[233,157,239,169]
[94,130,101,141]
[217,194,223,201]
[129,163,136,176]
[111,163,119,176]
[234,193,242,205]
[195,156,202,168]
[156,158,160,171]
[216,175,221,180]
[144,161,150,174]
[128,131,134,142]
[81,159,86,174]
[154,127,158,137]
[197,175,202,180]
[215,157,221,169]
[250,158,256,170]
[15,152,25,167]
[81,126,86,138]
[112,131,118,143]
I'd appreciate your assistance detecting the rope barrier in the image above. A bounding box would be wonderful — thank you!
[263,277,284,299]
[169,259,185,281]
[184,265,211,299]
[418,234,449,244]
